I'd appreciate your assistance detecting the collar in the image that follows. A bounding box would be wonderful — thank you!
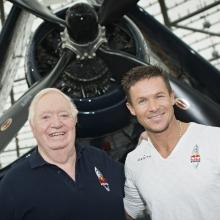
[28,141,85,169]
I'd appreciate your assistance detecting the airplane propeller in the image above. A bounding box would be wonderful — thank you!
[99,0,139,25]
[8,0,66,26]
[97,47,148,80]
[0,0,139,151]
[9,0,139,31]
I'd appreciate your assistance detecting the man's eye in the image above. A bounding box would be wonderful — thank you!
[138,99,146,104]
[60,114,70,118]
[42,115,50,119]
[157,95,165,99]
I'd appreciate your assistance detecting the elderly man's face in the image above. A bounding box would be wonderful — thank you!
[30,92,77,154]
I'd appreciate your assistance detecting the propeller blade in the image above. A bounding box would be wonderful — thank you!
[0,49,75,152]
[8,0,66,26]
[99,0,139,25]
[97,47,220,126]
[97,47,148,79]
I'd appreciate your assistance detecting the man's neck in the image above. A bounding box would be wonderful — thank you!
[148,120,184,158]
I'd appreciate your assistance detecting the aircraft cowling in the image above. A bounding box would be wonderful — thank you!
[25,8,149,138]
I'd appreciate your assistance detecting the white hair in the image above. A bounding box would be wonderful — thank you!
[28,88,78,124]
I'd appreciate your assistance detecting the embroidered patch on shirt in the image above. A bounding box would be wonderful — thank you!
[94,167,110,192]
[190,145,201,168]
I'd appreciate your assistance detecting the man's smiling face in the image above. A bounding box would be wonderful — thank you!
[127,76,175,133]
[30,91,77,154]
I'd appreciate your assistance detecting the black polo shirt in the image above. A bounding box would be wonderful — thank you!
[0,144,125,220]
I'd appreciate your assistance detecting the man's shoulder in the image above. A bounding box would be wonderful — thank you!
[126,140,150,164]
[0,156,30,187]
[190,122,220,136]
[191,122,220,129]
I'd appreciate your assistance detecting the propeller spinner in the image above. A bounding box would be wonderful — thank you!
[66,3,99,44]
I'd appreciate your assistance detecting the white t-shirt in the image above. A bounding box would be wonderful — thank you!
[124,122,220,220]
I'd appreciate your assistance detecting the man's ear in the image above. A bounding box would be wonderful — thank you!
[29,120,33,131]
[29,120,35,138]
[75,116,78,124]
[171,91,176,106]
[126,102,136,116]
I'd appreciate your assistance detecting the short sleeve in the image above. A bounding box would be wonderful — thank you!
[123,158,145,219]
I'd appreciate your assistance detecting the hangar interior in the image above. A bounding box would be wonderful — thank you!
[0,0,220,168]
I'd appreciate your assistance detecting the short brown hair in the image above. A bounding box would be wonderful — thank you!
[121,65,172,103]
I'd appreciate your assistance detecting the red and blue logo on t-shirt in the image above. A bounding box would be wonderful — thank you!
[94,167,110,192]
[190,145,201,168]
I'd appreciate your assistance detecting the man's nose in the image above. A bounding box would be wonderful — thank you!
[51,115,62,127]
[148,99,159,111]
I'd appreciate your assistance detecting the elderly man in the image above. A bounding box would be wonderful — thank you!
[0,88,125,220]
